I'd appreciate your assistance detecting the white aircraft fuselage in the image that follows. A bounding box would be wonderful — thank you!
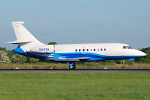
[6,22,146,69]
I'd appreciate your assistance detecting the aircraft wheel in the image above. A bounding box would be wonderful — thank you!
[69,65,76,69]
[73,65,76,69]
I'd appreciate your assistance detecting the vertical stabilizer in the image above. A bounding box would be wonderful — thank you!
[8,22,44,52]
[12,22,43,44]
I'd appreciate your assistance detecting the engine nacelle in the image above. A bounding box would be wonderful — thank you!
[30,45,54,53]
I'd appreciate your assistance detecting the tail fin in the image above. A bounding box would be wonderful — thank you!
[6,21,44,52]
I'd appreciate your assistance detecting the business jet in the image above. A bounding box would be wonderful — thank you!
[6,22,146,69]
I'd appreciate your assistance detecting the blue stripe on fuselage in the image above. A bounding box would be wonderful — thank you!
[105,55,144,60]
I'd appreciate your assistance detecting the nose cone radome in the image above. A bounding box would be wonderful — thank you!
[137,50,146,57]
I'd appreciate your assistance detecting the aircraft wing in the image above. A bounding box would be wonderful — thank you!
[55,57,92,62]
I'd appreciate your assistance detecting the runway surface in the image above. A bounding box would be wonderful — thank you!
[0,69,150,73]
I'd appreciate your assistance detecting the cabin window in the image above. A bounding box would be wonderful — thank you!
[87,49,89,52]
[104,48,106,51]
[79,49,81,52]
[98,49,99,51]
[94,49,96,51]
[83,49,85,52]
[91,49,92,51]
[75,49,77,52]
[101,48,103,51]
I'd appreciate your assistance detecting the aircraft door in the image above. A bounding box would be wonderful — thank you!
[53,45,55,53]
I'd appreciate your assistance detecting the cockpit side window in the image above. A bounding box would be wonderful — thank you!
[129,46,132,49]
[123,46,126,49]
[123,46,132,49]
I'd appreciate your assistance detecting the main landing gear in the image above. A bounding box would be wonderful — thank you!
[69,62,76,69]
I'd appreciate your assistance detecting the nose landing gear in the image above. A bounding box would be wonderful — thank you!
[121,59,125,69]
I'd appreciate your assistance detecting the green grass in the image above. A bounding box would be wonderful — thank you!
[0,72,150,100]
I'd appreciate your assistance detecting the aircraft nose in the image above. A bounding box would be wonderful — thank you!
[138,51,146,57]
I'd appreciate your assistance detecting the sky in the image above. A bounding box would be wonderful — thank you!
[0,0,150,50]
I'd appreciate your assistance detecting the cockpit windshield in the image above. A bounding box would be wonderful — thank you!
[123,46,132,49]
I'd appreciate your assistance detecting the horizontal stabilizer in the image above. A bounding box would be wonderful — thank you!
[5,40,32,44]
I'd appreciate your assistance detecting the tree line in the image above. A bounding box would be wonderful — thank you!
[135,47,150,63]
